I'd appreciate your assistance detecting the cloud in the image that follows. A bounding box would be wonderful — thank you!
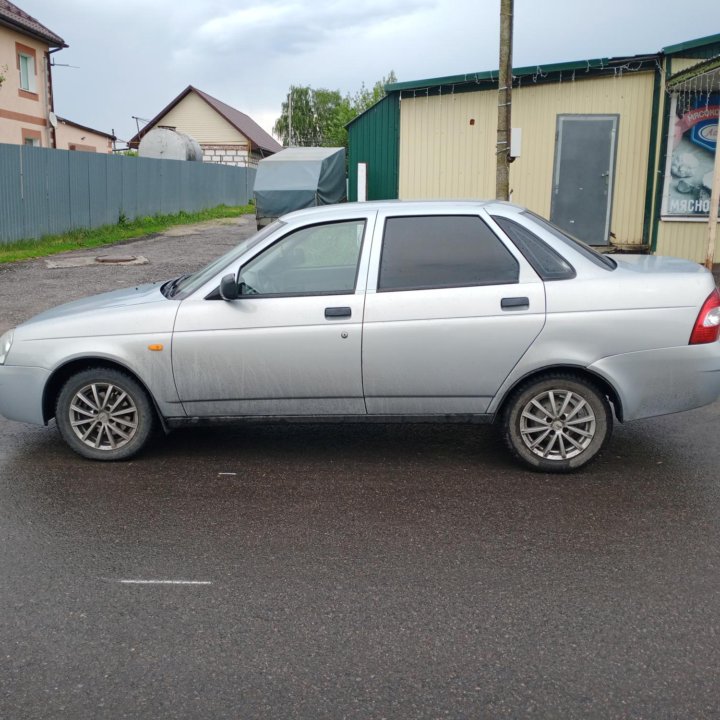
[186,0,435,57]
[14,0,720,144]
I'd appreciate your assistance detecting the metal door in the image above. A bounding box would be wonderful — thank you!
[172,294,365,417]
[171,217,372,418]
[361,209,546,416]
[550,115,618,246]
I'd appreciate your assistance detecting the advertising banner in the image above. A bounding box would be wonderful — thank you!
[662,93,719,218]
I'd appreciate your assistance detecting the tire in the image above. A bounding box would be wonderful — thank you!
[501,373,612,473]
[55,367,156,461]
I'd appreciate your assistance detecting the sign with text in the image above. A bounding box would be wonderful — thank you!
[662,93,719,218]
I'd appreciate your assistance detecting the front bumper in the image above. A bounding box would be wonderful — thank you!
[0,365,50,425]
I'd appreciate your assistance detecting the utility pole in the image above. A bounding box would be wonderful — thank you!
[496,0,514,200]
[288,89,293,146]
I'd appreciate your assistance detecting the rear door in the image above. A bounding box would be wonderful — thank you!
[361,210,546,415]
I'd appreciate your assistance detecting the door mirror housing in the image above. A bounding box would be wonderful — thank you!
[219,274,239,301]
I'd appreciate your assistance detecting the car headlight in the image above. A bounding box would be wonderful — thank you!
[0,329,14,365]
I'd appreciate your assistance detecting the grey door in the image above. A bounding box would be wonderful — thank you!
[550,115,618,246]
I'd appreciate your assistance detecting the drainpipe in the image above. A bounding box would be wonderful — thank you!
[46,47,63,148]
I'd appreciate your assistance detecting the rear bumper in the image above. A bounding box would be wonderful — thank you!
[0,365,49,425]
[589,343,720,421]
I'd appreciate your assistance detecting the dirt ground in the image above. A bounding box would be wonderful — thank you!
[0,215,258,336]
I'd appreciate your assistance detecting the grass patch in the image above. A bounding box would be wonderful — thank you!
[0,204,254,264]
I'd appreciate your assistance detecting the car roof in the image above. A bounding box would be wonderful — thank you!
[280,199,526,223]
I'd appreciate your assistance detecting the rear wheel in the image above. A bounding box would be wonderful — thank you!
[55,367,155,461]
[501,374,612,472]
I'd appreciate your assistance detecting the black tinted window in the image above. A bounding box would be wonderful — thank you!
[492,216,576,280]
[378,215,519,292]
[523,211,617,270]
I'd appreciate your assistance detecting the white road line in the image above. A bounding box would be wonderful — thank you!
[109,579,213,586]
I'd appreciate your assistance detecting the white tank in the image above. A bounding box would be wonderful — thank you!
[138,126,203,161]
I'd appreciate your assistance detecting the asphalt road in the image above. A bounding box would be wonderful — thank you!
[1,222,720,719]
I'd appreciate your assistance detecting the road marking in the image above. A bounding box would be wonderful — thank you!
[218,472,237,476]
[108,579,213,586]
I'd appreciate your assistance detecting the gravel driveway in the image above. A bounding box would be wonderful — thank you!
[0,215,257,335]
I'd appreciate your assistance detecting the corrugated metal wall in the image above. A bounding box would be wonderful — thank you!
[348,94,400,202]
[0,144,256,244]
[398,72,656,246]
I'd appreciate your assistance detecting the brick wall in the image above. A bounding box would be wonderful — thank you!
[202,144,253,167]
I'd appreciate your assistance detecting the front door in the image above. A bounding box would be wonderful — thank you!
[172,219,368,417]
[550,114,618,246]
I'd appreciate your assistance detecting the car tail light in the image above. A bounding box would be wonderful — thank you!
[689,288,720,345]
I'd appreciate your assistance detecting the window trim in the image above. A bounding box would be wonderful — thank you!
[21,128,42,147]
[16,43,38,98]
[235,218,368,299]
[377,214,520,293]
[491,215,576,281]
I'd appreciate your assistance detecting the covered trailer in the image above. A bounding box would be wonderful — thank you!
[254,147,346,228]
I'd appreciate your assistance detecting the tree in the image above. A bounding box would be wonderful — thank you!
[274,72,397,148]
[351,71,398,115]
[273,86,351,147]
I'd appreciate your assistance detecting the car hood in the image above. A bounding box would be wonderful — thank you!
[22,283,168,325]
[15,282,178,341]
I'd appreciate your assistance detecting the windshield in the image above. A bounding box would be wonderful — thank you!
[167,221,285,298]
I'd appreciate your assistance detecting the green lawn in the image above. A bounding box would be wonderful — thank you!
[0,205,254,264]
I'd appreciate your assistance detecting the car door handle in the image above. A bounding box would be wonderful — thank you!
[501,296,529,310]
[325,306,352,319]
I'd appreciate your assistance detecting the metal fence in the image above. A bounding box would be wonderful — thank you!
[0,143,257,244]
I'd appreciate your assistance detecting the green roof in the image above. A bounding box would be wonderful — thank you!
[663,32,720,56]
[385,55,655,93]
[385,34,720,94]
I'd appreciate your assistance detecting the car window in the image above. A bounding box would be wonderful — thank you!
[492,216,576,281]
[171,221,285,298]
[523,211,617,270]
[378,215,519,292]
[238,219,366,296]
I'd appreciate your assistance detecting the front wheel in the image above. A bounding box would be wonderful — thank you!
[55,367,156,461]
[501,374,612,472]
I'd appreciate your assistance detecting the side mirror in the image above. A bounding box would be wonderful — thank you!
[219,273,239,301]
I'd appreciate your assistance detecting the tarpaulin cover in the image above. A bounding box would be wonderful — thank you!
[254,147,346,219]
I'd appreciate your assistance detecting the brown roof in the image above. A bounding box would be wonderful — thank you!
[0,0,66,47]
[128,85,282,155]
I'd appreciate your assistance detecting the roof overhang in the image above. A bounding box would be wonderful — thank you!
[0,9,67,48]
[667,55,720,93]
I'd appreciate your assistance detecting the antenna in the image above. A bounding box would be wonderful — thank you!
[132,116,151,136]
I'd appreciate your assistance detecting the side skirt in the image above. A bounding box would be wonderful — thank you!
[166,413,496,429]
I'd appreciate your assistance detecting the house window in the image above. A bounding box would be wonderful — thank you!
[16,43,38,97]
[22,129,42,147]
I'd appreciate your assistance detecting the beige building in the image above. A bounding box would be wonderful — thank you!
[55,116,114,153]
[0,0,66,148]
[349,33,720,264]
[129,85,282,165]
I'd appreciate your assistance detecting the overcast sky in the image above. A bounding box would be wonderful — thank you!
[17,0,720,145]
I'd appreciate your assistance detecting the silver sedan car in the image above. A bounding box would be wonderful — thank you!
[1,201,719,471]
